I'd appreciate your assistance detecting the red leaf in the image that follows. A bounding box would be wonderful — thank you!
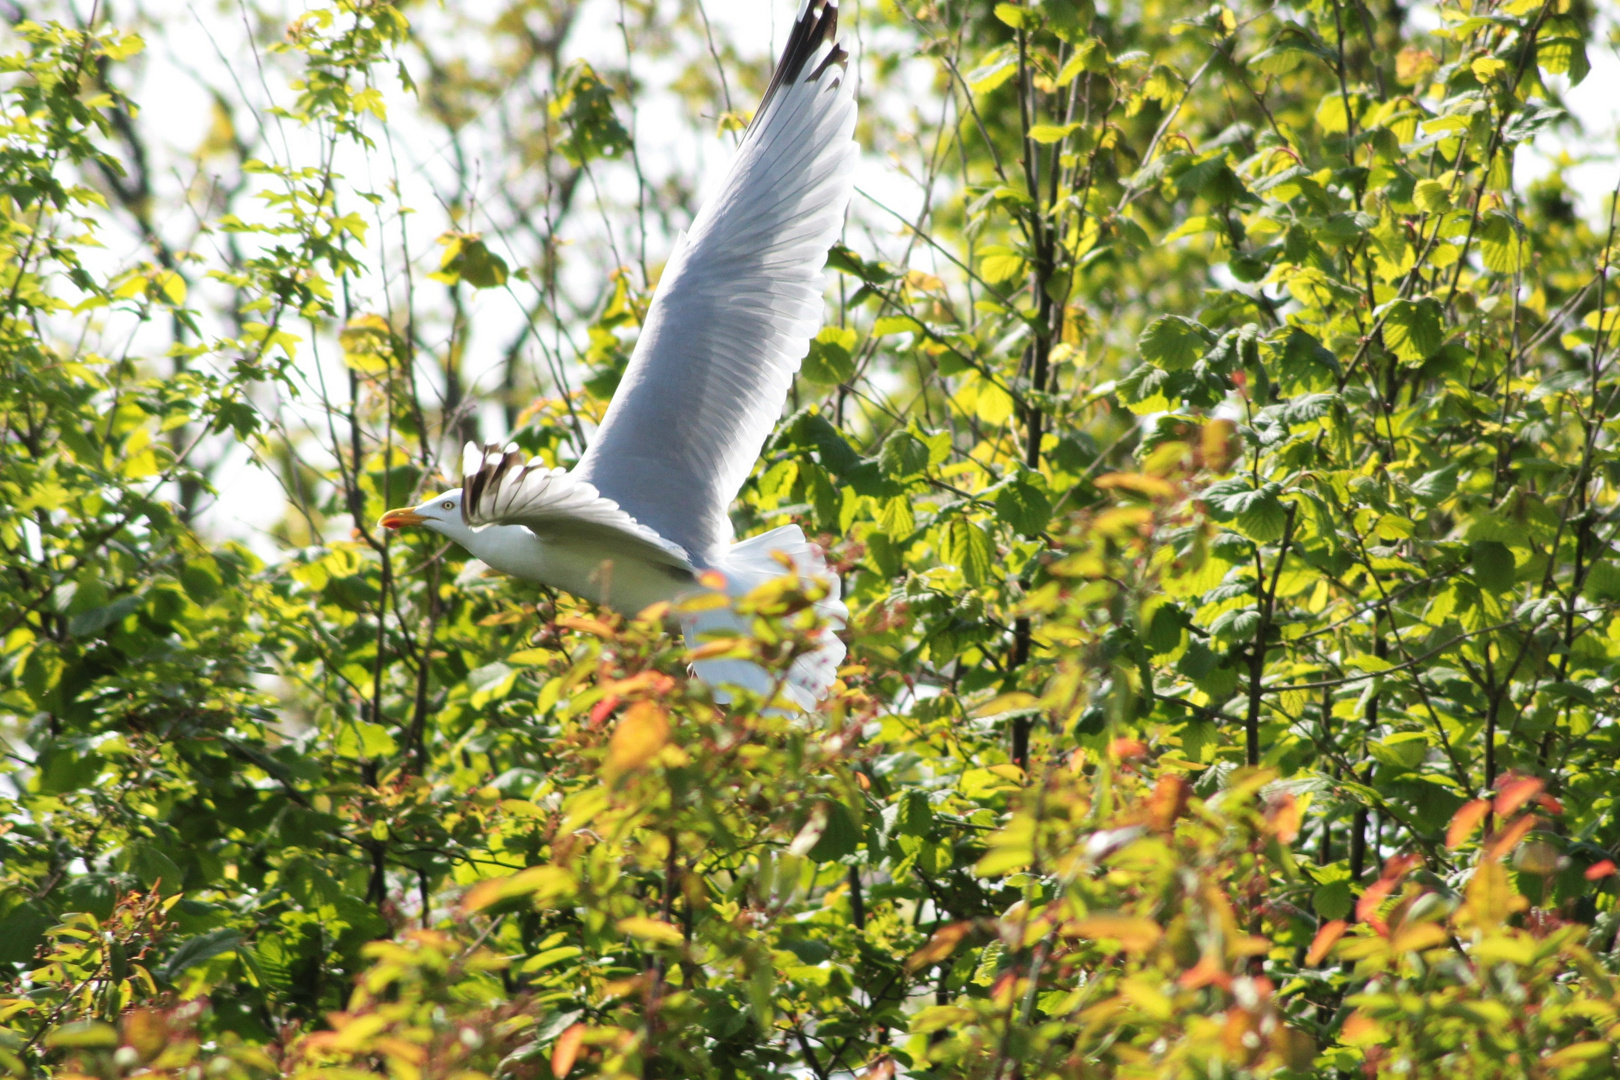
[1485,814,1538,860]
[1493,775,1543,818]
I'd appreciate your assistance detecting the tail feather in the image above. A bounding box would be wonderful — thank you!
[682,525,846,709]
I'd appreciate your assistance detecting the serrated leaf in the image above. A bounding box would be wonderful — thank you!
[979,247,1026,284]
[802,326,857,384]
[1478,212,1528,273]
[1138,315,1209,371]
[995,479,1052,537]
[943,519,997,588]
[879,430,930,479]
[158,929,242,981]
[1410,465,1458,506]
[1470,540,1515,595]
[1379,298,1445,364]
[1413,179,1451,213]
[1227,486,1287,543]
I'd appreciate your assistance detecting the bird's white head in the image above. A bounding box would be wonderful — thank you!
[378,490,472,541]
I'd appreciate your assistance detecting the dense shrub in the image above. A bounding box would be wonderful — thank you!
[2,0,1617,1076]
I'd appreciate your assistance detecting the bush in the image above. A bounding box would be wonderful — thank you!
[2,0,1617,1077]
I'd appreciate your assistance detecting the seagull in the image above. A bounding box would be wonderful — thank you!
[379,0,855,709]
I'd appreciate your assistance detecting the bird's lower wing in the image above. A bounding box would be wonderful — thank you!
[573,0,857,564]
[460,443,693,569]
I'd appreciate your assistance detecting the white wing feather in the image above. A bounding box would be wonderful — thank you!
[460,443,691,568]
[574,0,856,564]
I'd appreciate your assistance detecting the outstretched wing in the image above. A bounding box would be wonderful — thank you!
[461,443,692,568]
[573,0,857,564]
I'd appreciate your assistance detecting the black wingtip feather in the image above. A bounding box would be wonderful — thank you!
[462,442,519,526]
[751,1,844,133]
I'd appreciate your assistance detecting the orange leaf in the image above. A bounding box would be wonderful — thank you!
[1109,737,1148,761]
[1177,951,1230,990]
[1586,860,1617,881]
[1493,775,1543,818]
[1266,793,1303,843]
[1484,814,1538,860]
[1065,914,1163,953]
[1355,878,1396,930]
[1447,799,1491,849]
[906,922,971,970]
[686,637,748,661]
[557,614,617,638]
[1379,852,1422,880]
[1390,922,1448,954]
[1147,775,1189,831]
[860,1056,897,1080]
[1094,471,1178,499]
[1305,920,1347,966]
[552,1023,585,1079]
[1200,418,1239,473]
[606,700,671,775]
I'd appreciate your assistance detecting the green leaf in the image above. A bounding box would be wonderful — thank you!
[1218,484,1287,543]
[1315,92,1352,134]
[1470,540,1516,595]
[806,801,860,862]
[1028,122,1078,144]
[897,790,932,838]
[1116,363,1174,415]
[1478,212,1528,273]
[45,1022,119,1049]
[993,3,1026,28]
[431,233,509,289]
[1413,179,1452,213]
[943,518,997,588]
[994,477,1052,537]
[159,929,243,981]
[802,326,857,384]
[1410,465,1459,506]
[967,46,1018,94]
[879,430,930,480]
[67,592,142,637]
[1537,18,1590,85]
[1379,298,1445,364]
[979,246,1026,285]
[1138,315,1210,371]
[1313,879,1353,920]
[550,61,632,165]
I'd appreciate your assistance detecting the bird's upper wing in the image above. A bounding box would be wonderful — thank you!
[461,443,693,568]
[573,0,857,564]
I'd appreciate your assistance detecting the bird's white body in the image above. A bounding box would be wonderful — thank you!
[382,0,855,709]
[459,520,694,616]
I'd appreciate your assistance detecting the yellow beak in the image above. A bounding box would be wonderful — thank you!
[379,507,427,529]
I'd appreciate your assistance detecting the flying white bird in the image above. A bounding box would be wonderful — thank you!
[380,0,855,708]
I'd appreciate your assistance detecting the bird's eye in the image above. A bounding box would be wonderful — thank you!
[441,501,455,510]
